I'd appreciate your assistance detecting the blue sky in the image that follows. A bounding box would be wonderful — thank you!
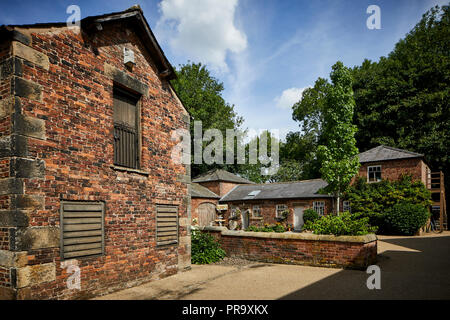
[1,0,447,139]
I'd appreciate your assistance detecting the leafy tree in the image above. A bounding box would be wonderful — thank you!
[352,5,450,205]
[317,62,360,214]
[277,131,321,181]
[171,62,243,177]
[238,130,280,183]
[292,77,328,137]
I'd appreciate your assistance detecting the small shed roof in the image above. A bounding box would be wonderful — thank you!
[220,179,331,202]
[191,183,220,199]
[192,169,254,184]
[358,145,423,163]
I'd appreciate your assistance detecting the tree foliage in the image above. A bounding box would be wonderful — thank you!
[171,62,243,177]
[345,175,432,234]
[317,62,360,212]
[289,5,449,201]
[352,5,450,202]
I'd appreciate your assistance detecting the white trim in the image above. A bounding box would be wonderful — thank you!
[367,165,382,183]
[276,204,287,218]
[313,201,325,216]
[252,205,261,218]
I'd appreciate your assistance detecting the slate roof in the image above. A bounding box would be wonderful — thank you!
[358,145,423,163]
[192,169,254,184]
[191,183,220,199]
[220,179,331,202]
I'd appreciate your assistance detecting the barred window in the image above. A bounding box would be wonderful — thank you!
[276,204,287,218]
[313,201,325,216]
[252,205,262,218]
[113,87,140,169]
[368,165,382,182]
[343,201,351,213]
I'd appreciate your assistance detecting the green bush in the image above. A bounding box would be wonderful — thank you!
[303,209,319,223]
[308,211,377,236]
[384,202,429,235]
[345,175,431,234]
[245,223,286,233]
[191,229,226,264]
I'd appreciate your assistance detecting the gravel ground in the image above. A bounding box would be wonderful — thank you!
[212,257,265,268]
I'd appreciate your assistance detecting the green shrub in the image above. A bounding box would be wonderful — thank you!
[191,229,226,264]
[303,209,319,223]
[245,223,286,233]
[309,211,377,236]
[384,202,429,235]
[345,175,431,234]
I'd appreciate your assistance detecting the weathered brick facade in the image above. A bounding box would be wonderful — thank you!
[0,7,191,300]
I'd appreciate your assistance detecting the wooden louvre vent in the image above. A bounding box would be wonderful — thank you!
[156,205,179,246]
[60,201,105,259]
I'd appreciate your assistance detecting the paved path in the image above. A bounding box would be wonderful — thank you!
[95,232,450,300]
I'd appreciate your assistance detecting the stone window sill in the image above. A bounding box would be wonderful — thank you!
[110,165,150,176]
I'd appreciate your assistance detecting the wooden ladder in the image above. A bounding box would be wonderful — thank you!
[427,171,447,231]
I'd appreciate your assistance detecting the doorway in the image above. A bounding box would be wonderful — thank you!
[293,206,304,231]
[242,209,250,230]
[198,202,217,226]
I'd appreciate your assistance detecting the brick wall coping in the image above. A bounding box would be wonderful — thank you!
[197,226,377,244]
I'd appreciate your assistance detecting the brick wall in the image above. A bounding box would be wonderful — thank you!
[197,180,240,197]
[221,198,333,229]
[0,21,191,299]
[201,227,377,270]
[357,158,429,185]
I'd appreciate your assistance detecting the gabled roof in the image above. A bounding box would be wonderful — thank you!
[0,5,176,80]
[358,145,423,163]
[191,183,220,199]
[192,169,254,184]
[220,179,331,202]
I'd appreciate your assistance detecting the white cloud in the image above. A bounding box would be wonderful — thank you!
[274,87,311,110]
[156,0,247,72]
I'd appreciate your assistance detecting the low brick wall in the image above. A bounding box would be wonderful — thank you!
[199,226,377,270]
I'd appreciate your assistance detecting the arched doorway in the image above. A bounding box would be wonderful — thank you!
[197,202,217,226]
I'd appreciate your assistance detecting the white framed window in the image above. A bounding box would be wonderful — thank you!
[368,165,382,182]
[252,205,262,218]
[313,201,325,216]
[343,201,351,213]
[276,204,288,218]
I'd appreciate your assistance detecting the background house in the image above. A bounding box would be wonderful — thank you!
[0,6,191,300]
[217,145,447,231]
[219,179,333,231]
[356,145,430,184]
[191,169,253,227]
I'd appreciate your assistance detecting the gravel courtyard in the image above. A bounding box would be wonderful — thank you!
[95,232,450,300]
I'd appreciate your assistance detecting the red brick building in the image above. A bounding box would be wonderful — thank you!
[219,145,436,231]
[219,179,333,231]
[191,169,253,227]
[0,6,191,300]
[356,145,430,185]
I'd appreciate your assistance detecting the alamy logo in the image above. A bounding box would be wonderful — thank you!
[366,265,381,289]
[171,121,280,175]
[61,260,81,290]
[366,5,381,30]
[66,5,81,33]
